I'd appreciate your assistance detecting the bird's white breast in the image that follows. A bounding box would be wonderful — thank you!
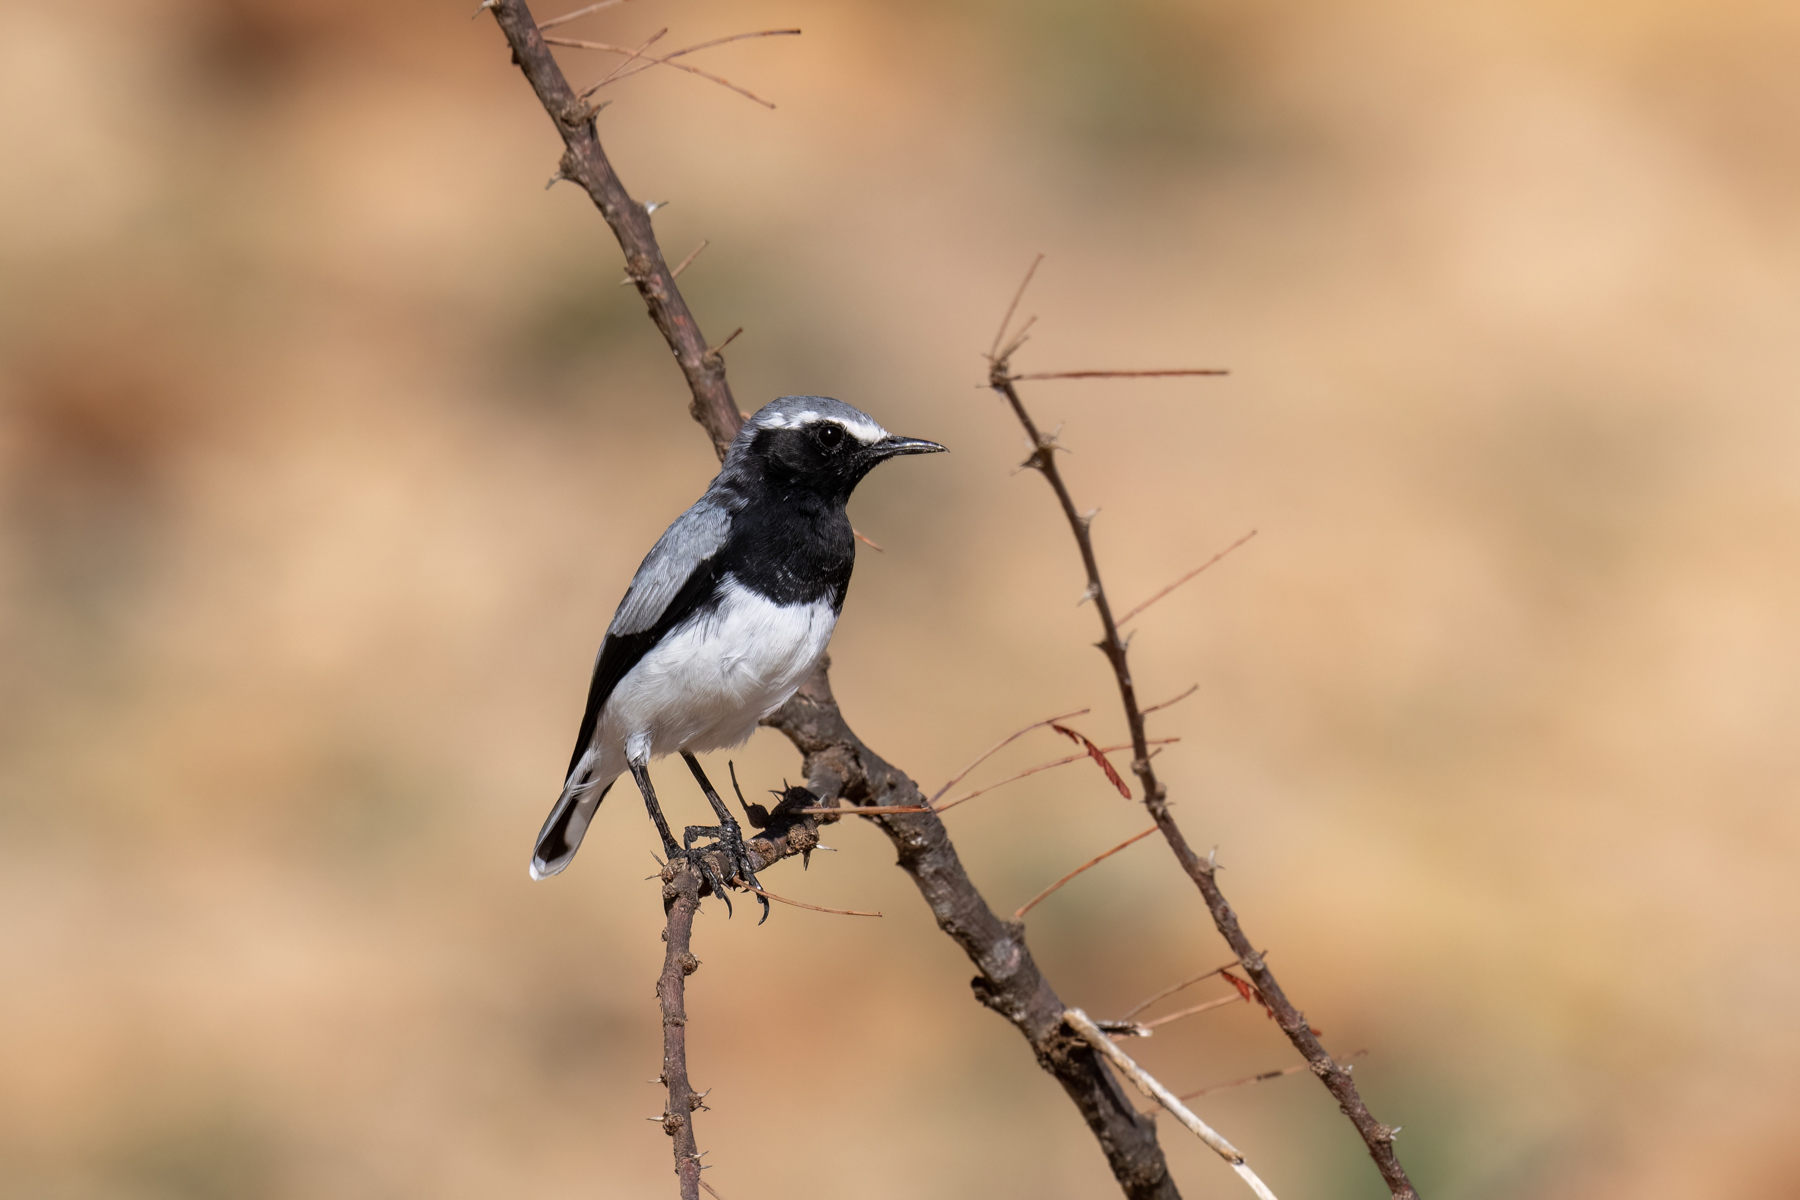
[606,577,837,763]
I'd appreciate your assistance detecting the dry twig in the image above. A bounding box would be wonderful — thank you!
[1179,1050,1369,1101]
[548,29,803,109]
[934,738,1178,814]
[1121,957,1242,1021]
[539,0,630,31]
[927,708,1089,805]
[1116,530,1258,626]
[742,882,881,917]
[1139,993,1243,1031]
[1015,826,1158,920]
[1066,1009,1280,1200]
[1011,369,1229,382]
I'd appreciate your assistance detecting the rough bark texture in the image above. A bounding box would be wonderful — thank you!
[656,863,705,1200]
[765,669,1180,1200]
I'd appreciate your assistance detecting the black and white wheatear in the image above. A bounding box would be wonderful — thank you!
[530,395,945,912]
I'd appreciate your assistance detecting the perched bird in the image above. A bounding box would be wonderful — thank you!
[531,395,945,910]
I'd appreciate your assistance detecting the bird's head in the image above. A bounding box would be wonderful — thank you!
[728,395,945,500]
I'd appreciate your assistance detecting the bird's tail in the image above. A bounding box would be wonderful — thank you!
[530,773,617,880]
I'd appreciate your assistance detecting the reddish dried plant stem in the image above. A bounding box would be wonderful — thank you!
[986,358,1418,1199]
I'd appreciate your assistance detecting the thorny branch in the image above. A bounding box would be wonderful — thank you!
[987,284,1419,1199]
[485,3,1183,1197]
[655,861,704,1200]
[487,0,746,460]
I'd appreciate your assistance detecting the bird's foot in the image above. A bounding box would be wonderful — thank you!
[666,841,735,917]
[682,816,769,923]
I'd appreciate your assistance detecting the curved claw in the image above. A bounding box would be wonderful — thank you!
[682,816,767,922]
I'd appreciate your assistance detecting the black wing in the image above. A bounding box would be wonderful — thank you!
[563,553,726,782]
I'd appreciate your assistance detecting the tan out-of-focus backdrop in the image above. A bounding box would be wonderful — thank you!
[4,0,1798,1197]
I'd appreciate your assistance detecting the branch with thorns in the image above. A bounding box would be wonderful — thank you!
[985,258,1417,1199]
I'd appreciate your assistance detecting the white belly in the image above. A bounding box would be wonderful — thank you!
[604,580,837,765]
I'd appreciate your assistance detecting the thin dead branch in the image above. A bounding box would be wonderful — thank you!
[548,29,803,109]
[986,260,1417,1199]
[1014,825,1158,920]
[1066,1009,1280,1200]
[1010,369,1229,381]
[741,883,881,918]
[927,708,1089,805]
[1121,957,1242,1021]
[588,27,667,93]
[1179,1050,1368,1101]
[539,0,630,31]
[988,252,1044,360]
[1139,993,1243,1031]
[1140,684,1200,718]
[1116,530,1258,626]
[933,739,1179,814]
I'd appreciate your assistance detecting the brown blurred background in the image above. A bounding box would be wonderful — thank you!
[3,0,1798,1196]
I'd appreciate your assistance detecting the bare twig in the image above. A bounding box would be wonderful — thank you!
[669,239,709,279]
[741,882,881,918]
[1121,957,1242,1021]
[852,528,883,551]
[1066,1009,1280,1200]
[1014,826,1158,920]
[1139,684,1199,718]
[986,260,1417,1199]
[1139,993,1243,1031]
[1010,369,1229,381]
[1116,530,1258,626]
[539,0,630,31]
[988,252,1044,360]
[1179,1050,1368,1101]
[934,739,1179,814]
[549,30,803,109]
[927,708,1089,805]
[588,27,667,93]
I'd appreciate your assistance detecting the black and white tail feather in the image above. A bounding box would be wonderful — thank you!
[530,396,944,882]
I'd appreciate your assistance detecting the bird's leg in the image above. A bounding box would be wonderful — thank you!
[681,752,768,923]
[630,761,730,912]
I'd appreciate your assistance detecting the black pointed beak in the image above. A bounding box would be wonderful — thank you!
[871,435,948,460]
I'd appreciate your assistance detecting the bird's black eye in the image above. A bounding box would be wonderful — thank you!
[812,423,846,452]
